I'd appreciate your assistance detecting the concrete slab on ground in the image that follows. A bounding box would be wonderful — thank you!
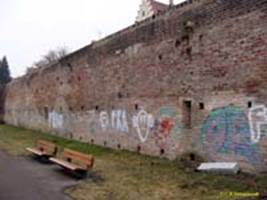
[197,162,240,174]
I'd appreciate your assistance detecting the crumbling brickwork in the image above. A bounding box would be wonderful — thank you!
[3,0,267,172]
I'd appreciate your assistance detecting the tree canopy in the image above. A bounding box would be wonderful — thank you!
[0,56,12,85]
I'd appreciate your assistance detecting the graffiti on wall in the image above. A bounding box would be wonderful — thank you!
[58,106,182,145]
[95,107,182,144]
[99,111,109,130]
[153,107,181,148]
[111,110,129,132]
[248,105,267,143]
[201,106,260,165]
[87,110,97,134]
[99,110,129,133]
[49,111,64,129]
[132,109,154,143]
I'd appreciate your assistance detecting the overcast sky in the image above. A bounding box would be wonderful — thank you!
[0,0,185,78]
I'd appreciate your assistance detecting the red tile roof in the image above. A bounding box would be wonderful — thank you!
[149,0,168,14]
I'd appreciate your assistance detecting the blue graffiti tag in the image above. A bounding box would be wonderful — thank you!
[201,106,260,165]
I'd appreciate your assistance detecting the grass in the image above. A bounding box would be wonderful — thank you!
[0,124,266,200]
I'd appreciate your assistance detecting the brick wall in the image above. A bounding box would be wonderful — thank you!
[3,0,267,172]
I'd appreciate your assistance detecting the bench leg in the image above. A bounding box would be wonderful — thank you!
[40,155,52,163]
[59,166,88,179]
[75,170,88,179]
[31,154,50,163]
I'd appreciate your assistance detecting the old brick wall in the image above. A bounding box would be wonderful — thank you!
[3,0,267,172]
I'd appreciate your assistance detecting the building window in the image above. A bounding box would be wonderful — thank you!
[118,92,123,99]
[142,11,145,17]
[248,101,252,108]
[160,149,165,155]
[199,102,205,110]
[44,107,49,120]
[183,100,192,128]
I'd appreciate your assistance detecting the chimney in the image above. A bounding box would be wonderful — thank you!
[169,0,174,6]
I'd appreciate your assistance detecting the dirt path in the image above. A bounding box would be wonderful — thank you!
[0,151,79,200]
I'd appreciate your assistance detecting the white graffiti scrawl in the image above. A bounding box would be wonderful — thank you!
[248,105,267,143]
[48,111,64,129]
[111,110,129,132]
[132,109,154,143]
[99,110,129,132]
[99,111,109,130]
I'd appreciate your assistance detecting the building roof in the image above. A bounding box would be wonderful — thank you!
[136,0,169,22]
[149,0,168,13]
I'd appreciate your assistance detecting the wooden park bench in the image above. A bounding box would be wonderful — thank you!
[49,148,94,178]
[26,139,57,159]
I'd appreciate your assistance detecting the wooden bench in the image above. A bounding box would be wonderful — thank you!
[26,140,57,159]
[49,148,94,178]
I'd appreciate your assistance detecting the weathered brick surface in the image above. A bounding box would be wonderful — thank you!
[2,0,267,172]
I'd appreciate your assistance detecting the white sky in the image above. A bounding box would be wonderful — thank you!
[0,0,185,77]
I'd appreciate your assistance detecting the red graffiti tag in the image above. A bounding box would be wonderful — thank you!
[154,118,174,148]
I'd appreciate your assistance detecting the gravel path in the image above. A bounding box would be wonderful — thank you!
[0,151,79,200]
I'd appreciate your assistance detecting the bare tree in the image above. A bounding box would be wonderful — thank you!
[34,46,69,68]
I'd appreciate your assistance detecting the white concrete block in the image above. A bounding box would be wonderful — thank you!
[197,162,240,174]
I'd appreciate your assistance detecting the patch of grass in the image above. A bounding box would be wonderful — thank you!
[0,125,108,156]
[0,124,266,200]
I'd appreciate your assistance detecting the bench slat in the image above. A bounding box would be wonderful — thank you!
[36,140,56,155]
[63,149,92,160]
[26,140,57,157]
[50,148,94,172]
[26,147,47,156]
[26,147,43,156]
[37,140,56,148]
[50,157,80,171]
[63,149,94,167]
